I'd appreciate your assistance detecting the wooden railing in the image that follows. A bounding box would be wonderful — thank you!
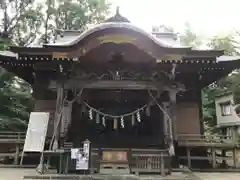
[177,134,239,169]
[0,131,26,143]
[130,148,170,175]
[178,134,237,147]
[89,148,170,175]
[0,131,26,165]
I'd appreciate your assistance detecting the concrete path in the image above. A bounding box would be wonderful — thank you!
[194,172,240,180]
[0,168,37,180]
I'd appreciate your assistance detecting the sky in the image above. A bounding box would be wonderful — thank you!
[109,0,240,37]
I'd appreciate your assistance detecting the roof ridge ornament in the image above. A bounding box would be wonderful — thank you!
[116,6,120,15]
[105,6,130,23]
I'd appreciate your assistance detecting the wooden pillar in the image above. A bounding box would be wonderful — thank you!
[52,82,64,150]
[166,90,177,158]
[232,126,238,168]
[221,128,227,166]
[160,152,165,176]
[163,102,170,146]
[187,148,191,169]
[60,101,73,139]
[212,148,216,168]
[197,88,204,135]
[169,90,177,141]
[233,148,237,168]
[14,133,20,165]
[232,126,238,144]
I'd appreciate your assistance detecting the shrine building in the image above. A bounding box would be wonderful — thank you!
[0,9,240,174]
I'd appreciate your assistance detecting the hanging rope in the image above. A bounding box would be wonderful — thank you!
[69,88,84,104]
[84,101,151,119]
[148,90,175,156]
[148,90,172,125]
[49,88,83,150]
[49,95,67,150]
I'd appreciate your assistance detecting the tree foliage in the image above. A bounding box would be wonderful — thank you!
[42,0,110,43]
[180,24,240,133]
[0,0,110,131]
[56,0,109,30]
[0,69,32,131]
[208,34,240,56]
[0,0,44,46]
[180,23,203,48]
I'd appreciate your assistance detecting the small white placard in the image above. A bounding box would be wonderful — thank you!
[71,148,79,159]
[76,153,88,170]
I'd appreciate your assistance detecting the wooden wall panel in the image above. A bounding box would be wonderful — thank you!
[176,103,200,135]
[33,100,56,137]
[34,100,56,112]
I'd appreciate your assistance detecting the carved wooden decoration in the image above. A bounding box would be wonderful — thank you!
[72,68,171,82]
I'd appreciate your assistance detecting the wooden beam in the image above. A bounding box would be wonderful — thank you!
[48,80,185,91]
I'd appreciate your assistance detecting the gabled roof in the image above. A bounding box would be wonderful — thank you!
[7,8,224,59]
[44,22,191,49]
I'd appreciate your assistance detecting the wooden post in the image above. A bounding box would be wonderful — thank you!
[232,126,238,144]
[212,148,216,168]
[163,102,167,136]
[169,90,177,141]
[14,133,20,165]
[187,148,191,169]
[233,148,237,168]
[160,152,165,176]
[221,128,227,166]
[51,83,64,150]
[167,90,177,158]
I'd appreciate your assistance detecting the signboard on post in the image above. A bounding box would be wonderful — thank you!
[71,139,91,170]
[23,112,50,152]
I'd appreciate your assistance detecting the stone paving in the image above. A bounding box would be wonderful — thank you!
[194,172,240,180]
[0,168,240,180]
[0,168,37,180]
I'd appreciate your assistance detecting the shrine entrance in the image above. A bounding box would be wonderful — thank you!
[68,89,166,149]
[63,88,172,174]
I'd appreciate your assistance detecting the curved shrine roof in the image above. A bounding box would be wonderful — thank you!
[8,8,223,60]
[1,8,239,86]
[45,22,189,49]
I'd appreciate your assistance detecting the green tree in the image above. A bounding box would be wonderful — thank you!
[203,34,240,132]
[56,0,109,30]
[0,0,110,131]
[42,0,110,43]
[0,0,44,46]
[179,24,240,133]
[207,34,240,56]
[0,71,32,131]
[180,22,203,48]
[0,0,42,131]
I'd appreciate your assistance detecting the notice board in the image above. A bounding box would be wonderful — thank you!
[23,112,50,152]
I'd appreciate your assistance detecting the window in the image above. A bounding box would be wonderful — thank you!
[220,101,232,116]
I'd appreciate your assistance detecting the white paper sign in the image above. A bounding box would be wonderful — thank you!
[23,112,50,152]
[71,148,79,159]
[76,153,88,170]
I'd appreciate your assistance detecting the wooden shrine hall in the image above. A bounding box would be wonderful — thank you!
[1,9,240,175]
